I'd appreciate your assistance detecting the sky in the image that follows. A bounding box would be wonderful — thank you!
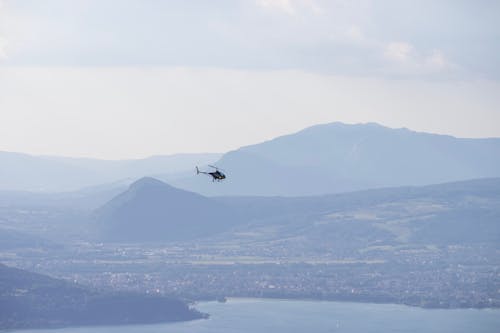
[1,0,499,159]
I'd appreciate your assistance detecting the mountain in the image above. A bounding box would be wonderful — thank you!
[0,151,221,192]
[6,122,499,197]
[171,122,500,196]
[94,176,500,246]
[214,178,500,247]
[93,177,238,242]
[0,263,205,329]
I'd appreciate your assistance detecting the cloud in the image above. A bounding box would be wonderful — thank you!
[256,0,295,15]
[384,42,414,62]
[382,41,455,76]
[426,50,448,69]
[0,37,7,59]
[0,0,7,59]
[345,25,365,43]
[0,0,496,80]
[255,0,322,16]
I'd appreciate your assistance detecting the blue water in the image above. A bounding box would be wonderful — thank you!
[11,298,500,333]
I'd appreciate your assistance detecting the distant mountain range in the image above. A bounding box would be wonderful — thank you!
[0,263,205,330]
[91,176,500,246]
[171,122,500,196]
[0,228,60,250]
[3,123,500,196]
[0,152,220,192]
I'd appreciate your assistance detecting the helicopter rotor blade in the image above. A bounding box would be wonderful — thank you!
[208,165,225,171]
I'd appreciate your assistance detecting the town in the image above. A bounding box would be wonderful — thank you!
[2,239,498,309]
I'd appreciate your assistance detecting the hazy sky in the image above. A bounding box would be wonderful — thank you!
[1,0,499,159]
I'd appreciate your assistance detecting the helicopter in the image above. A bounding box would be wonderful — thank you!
[196,165,226,182]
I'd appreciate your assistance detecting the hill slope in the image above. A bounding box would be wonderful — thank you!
[214,178,500,247]
[0,263,204,330]
[94,177,238,242]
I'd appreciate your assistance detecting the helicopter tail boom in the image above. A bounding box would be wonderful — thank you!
[196,166,210,175]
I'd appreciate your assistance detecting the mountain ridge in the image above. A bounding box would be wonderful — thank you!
[3,122,500,196]
[171,122,500,196]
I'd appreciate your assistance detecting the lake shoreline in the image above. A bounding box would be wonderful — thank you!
[7,298,500,333]
[193,294,499,310]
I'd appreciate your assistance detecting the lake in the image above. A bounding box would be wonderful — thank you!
[11,298,500,333]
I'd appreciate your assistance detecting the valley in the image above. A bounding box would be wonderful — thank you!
[1,178,499,310]
[1,123,499,330]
